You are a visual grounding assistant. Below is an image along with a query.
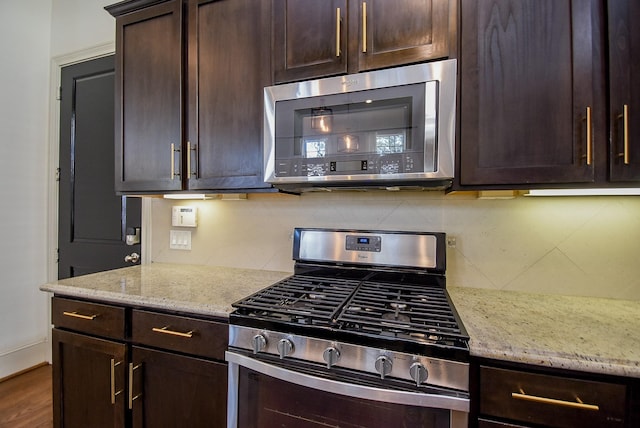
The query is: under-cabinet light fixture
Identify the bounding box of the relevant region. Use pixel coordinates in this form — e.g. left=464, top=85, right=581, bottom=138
left=526, top=188, right=640, bottom=196
left=162, top=193, right=248, bottom=200
left=163, top=193, right=211, bottom=200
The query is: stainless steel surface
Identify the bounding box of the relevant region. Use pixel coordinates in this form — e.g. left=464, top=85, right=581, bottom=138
left=263, top=59, right=457, bottom=187
left=297, top=229, right=438, bottom=269
left=229, top=325, right=469, bottom=392
left=323, top=346, right=341, bottom=368
left=124, top=252, right=140, bottom=263
left=410, top=361, right=429, bottom=386
left=277, top=338, right=294, bottom=359
left=226, top=351, right=470, bottom=413
left=375, top=355, right=393, bottom=379
left=251, top=334, right=266, bottom=354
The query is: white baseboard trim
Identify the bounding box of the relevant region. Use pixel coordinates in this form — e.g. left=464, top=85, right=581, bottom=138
left=0, top=340, right=49, bottom=379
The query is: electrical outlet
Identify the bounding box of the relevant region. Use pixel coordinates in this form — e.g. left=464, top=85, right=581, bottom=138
left=170, top=230, right=192, bottom=250
left=446, top=236, right=456, bottom=248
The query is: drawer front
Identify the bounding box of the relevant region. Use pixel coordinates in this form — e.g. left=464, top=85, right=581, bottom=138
left=131, top=310, right=228, bottom=360
left=480, top=366, right=626, bottom=428
left=52, top=296, right=126, bottom=340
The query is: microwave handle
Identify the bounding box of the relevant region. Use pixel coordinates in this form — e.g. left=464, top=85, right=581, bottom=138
left=226, top=350, right=469, bottom=424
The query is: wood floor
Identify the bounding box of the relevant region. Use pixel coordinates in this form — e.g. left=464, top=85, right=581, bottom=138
left=0, top=364, right=53, bottom=428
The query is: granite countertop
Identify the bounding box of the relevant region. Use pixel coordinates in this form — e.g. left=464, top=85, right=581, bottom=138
left=41, top=263, right=640, bottom=379
left=40, top=263, right=291, bottom=318
left=448, top=286, right=640, bottom=379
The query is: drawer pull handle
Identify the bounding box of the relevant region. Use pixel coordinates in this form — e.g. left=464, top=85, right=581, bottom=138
left=512, top=389, right=599, bottom=411
left=152, top=326, right=194, bottom=338
left=128, top=363, right=142, bottom=410
left=63, top=311, right=98, bottom=320
left=110, top=359, right=123, bottom=404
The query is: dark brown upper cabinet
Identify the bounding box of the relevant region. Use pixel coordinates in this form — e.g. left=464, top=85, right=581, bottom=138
left=272, top=0, right=455, bottom=84
left=608, top=0, right=640, bottom=182
left=108, top=0, right=272, bottom=194
left=111, top=1, right=184, bottom=193
left=458, top=0, right=606, bottom=188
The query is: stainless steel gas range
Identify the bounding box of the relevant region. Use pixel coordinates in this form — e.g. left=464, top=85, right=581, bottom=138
left=226, top=228, right=470, bottom=428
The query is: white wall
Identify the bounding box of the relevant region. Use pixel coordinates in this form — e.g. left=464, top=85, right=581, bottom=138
left=0, top=0, right=116, bottom=378
left=0, top=0, right=53, bottom=378
left=151, top=192, right=640, bottom=301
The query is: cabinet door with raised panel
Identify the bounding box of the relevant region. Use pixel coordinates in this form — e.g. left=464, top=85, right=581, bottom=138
left=130, top=346, right=227, bottom=428
left=187, top=0, right=272, bottom=190
left=349, top=0, right=452, bottom=72
left=52, top=329, right=127, bottom=428
left=608, top=0, right=640, bottom=182
left=273, top=0, right=348, bottom=84
left=459, top=0, right=604, bottom=187
left=114, top=0, right=183, bottom=193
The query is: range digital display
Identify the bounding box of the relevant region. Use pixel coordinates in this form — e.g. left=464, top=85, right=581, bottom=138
left=357, top=237, right=370, bottom=244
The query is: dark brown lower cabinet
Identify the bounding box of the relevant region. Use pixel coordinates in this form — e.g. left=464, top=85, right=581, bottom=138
left=52, top=328, right=127, bottom=428
left=130, top=347, right=227, bottom=428
left=478, top=365, right=628, bottom=428
left=51, top=296, right=229, bottom=428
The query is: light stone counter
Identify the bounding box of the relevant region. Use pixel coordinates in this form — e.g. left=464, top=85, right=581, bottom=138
left=41, top=265, right=640, bottom=379
left=448, top=286, right=640, bottom=378
left=40, top=263, right=291, bottom=318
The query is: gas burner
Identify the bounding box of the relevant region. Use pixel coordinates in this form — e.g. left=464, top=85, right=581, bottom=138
left=381, top=312, right=411, bottom=324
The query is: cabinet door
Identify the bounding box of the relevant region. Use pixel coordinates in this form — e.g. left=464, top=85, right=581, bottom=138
left=114, top=0, right=183, bottom=193
left=52, top=329, right=127, bottom=428
left=273, top=0, right=348, bottom=83
left=608, top=0, right=640, bottom=181
left=349, top=0, right=452, bottom=72
left=130, top=346, right=227, bottom=428
left=187, top=0, right=272, bottom=190
left=459, top=0, right=604, bottom=186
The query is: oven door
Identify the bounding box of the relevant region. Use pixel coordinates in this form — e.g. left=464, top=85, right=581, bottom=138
left=226, top=351, right=469, bottom=428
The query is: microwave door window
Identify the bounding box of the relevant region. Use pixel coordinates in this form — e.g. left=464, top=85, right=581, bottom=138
left=273, top=82, right=432, bottom=178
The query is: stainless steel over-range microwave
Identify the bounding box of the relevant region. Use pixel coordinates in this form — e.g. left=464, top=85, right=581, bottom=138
left=263, top=59, right=457, bottom=191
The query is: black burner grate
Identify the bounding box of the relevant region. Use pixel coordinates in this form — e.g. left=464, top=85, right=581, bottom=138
left=233, top=273, right=468, bottom=353
left=336, top=281, right=468, bottom=350
left=232, top=275, right=358, bottom=326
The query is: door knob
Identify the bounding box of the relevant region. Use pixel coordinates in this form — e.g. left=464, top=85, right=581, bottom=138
left=124, top=252, right=140, bottom=263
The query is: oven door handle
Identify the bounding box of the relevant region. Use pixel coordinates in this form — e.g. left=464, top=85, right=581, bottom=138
left=225, top=351, right=469, bottom=412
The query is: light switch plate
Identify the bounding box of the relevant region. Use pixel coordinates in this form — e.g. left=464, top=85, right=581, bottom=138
left=169, top=230, right=192, bottom=250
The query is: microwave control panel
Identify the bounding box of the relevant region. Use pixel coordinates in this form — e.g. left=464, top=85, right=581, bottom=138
left=275, top=152, right=425, bottom=178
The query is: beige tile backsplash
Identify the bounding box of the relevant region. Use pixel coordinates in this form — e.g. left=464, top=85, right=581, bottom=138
left=150, top=192, right=640, bottom=300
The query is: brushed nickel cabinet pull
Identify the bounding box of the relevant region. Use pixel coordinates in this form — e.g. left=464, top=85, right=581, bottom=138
left=187, top=141, right=192, bottom=178
left=110, top=359, right=123, bottom=404
left=152, top=326, right=194, bottom=338
left=623, top=104, right=630, bottom=165
left=336, top=8, right=341, bottom=57
left=62, top=311, right=97, bottom=320
left=586, top=107, right=593, bottom=166
left=512, top=388, right=599, bottom=411
left=362, top=2, right=367, bottom=53
left=170, top=143, right=181, bottom=179
left=128, top=363, right=142, bottom=410
left=187, top=142, right=198, bottom=177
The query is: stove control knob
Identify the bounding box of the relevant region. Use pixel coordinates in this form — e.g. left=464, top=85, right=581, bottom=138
left=374, top=355, right=393, bottom=380
left=277, top=338, right=294, bottom=359
left=409, top=362, right=429, bottom=386
left=323, top=346, right=341, bottom=369
left=251, top=334, right=267, bottom=354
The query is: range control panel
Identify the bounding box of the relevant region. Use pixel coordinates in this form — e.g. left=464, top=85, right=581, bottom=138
left=346, top=235, right=382, bottom=252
